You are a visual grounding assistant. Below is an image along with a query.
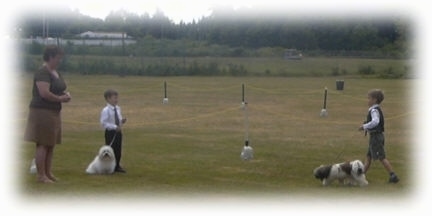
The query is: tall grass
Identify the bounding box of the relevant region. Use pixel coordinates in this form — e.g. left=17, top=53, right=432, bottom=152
left=22, top=55, right=413, bottom=78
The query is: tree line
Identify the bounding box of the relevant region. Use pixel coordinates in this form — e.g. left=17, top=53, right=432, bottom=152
left=17, top=6, right=410, bottom=58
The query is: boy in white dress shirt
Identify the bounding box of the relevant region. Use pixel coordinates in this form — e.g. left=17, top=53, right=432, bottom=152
left=101, top=89, right=127, bottom=173
left=358, top=89, right=399, bottom=183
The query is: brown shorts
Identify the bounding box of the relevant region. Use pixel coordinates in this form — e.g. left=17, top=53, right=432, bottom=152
left=24, top=108, right=62, bottom=146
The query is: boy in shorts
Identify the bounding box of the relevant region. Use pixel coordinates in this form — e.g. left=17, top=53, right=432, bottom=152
left=358, top=89, right=399, bottom=183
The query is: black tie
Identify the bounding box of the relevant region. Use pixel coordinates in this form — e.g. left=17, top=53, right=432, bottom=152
left=114, top=107, right=120, bottom=126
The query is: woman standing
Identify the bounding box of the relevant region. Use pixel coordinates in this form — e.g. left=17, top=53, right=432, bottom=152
left=24, top=45, right=71, bottom=183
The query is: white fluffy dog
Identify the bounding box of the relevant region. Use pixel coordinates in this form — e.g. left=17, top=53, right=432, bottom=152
left=313, top=160, right=368, bottom=186
left=86, top=145, right=116, bottom=174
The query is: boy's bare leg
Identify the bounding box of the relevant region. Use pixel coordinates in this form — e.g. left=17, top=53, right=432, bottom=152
left=381, top=158, right=399, bottom=183
left=380, top=158, right=394, bottom=173
left=364, top=156, right=372, bottom=173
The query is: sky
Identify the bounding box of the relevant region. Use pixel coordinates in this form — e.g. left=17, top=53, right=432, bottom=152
left=11, top=0, right=256, bottom=24
left=2, top=0, right=432, bottom=215
left=63, top=0, right=399, bottom=23
left=5, top=0, right=427, bottom=24
left=66, top=0, right=223, bottom=23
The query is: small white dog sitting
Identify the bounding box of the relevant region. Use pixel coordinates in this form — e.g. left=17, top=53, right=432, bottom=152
left=86, top=145, right=116, bottom=174
left=313, top=159, right=368, bottom=186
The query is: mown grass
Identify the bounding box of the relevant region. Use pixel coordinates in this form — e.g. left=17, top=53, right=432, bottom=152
left=15, top=73, right=415, bottom=201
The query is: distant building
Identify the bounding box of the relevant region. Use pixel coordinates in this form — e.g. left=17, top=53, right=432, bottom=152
left=21, top=34, right=136, bottom=46
left=77, top=31, right=132, bottom=39
left=284, top=49, right=303, bottom=60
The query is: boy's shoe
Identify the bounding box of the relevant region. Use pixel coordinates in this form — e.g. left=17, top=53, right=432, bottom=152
left=115, top=166, right=126, bottom=173
left=389, top=174, right=399, bottom=183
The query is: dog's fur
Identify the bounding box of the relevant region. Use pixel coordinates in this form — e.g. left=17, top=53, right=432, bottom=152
left=313, top=160, right=368, bottom=186
left=86, top=145, right=116, bottom=174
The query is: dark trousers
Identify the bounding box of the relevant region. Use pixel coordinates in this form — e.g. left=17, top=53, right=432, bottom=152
left=105, top=130, right=122, bottom=168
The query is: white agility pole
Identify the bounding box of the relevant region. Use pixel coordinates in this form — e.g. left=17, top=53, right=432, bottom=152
left=241, top=83, right=253, bottom=160
left=320, top=87, right=328, bottom=117
left=163, top=81, right=169, bottom=104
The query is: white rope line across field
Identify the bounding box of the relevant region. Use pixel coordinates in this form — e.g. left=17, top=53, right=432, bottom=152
left=167, top=82, right=239, bottom=92
left=62, top=105, right=240, bottom=126
left=38, top=82, right=410, bottom=126
left=61, top=105, right=412, bottom=126
left=27, top=110, right=411, bottom=128
left=253, top=105, right=413, bottom=125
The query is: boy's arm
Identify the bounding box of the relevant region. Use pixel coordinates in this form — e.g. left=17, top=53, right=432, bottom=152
left=118, top=106, right=126, bottom=124
left=361, top=109, right=380, bottom=130
left=100, top=108, right=118, bottom=130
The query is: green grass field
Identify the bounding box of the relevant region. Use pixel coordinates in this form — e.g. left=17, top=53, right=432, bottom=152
left=16, top=73, right=415, bottom=200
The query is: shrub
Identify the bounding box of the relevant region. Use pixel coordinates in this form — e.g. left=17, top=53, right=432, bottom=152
left=377, top=66, right=405, bottom=79
left=358, top=65, right=375, bottom=75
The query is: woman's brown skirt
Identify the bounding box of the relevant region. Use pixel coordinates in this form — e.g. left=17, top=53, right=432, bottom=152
left=24, top=108, right=62, bottom=146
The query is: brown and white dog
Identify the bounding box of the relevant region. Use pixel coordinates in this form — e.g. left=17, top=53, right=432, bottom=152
left=313, top=160, right=368, bottom=186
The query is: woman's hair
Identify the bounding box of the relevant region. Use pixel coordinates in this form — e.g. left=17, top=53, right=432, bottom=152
left=104, top=89, right=118, bottom=100
left=368, top=89, right=384, bottom=104
left=43, top=45, right=64, bottom=62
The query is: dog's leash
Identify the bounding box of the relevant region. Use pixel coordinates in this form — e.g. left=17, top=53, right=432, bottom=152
left=108, top=132, right=117, bottom=147
left=334, top=130, right=362, bottom=162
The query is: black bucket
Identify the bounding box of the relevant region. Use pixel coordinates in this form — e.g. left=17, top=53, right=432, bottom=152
left=336, top=80, right=344, bottom=91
